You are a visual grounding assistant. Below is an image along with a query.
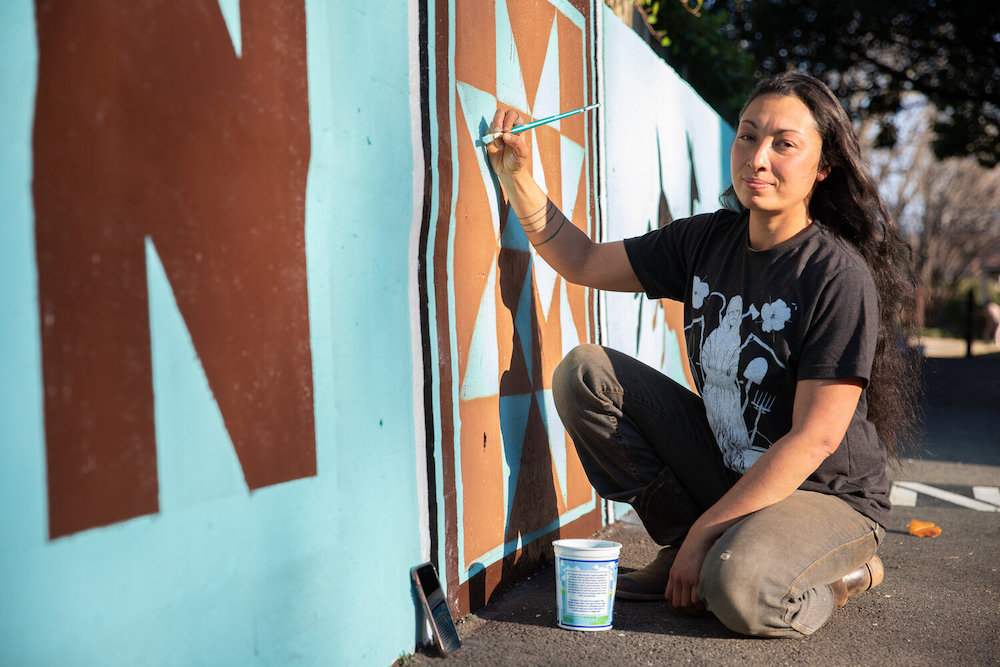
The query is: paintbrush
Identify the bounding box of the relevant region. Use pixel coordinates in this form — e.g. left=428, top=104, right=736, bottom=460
left=479, top=103, right=600, bottom=145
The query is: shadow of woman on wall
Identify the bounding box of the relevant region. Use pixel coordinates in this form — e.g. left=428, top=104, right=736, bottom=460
left=496, top=211, right=560, bottom=604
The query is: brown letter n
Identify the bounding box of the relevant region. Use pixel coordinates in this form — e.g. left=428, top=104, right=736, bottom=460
left=33, top=0, right=316, bottom=539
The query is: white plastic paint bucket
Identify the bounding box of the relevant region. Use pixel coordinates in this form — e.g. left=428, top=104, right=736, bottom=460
left=552, top=539, right=622, bottom=631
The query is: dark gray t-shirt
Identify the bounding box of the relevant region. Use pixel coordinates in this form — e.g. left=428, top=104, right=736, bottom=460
left=624, top=208, right=889, bottom=526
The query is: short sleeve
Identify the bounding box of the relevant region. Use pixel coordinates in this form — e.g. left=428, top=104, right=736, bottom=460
left=622, top=211, right=721, bottom=301
left=797, top=266, right=879, bottom=386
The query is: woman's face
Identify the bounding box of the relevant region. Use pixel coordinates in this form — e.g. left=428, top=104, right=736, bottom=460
left=730, top=93, right=829, bottom=222
left=725, top=295, right=743, bottom=327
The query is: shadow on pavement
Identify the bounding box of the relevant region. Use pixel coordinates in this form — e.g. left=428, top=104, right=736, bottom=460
left=917, top=353, right=1000, bottom=467
left=401, top=347, right=1000, bottom=665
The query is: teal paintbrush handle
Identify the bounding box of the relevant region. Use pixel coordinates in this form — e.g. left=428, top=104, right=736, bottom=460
left=479, top=103, right=599, bottom=145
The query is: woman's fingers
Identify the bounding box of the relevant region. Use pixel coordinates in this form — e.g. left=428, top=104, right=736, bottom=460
left=689, top=585, right=703, bottom=612
left=488, top=108, right=522, bottom=144
left=489, top=109, right=505, bottom=142
left=486, top=108, right=531, bottom=177
left=498, top=108, right=521, bottom=135
left=666, top=573, right=681, bottom=608
left=666, top=568, right=702, bottom=613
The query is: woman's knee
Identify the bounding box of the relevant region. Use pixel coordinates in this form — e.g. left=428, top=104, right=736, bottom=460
left=699, top=542, right=772, bottom=636
left=699, top=537, right=808, bottom=638
left=552, top=344, right=609, bottom=407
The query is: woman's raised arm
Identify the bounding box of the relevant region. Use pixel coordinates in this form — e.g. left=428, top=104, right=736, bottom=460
left=486, top=108, right=641, bottom=292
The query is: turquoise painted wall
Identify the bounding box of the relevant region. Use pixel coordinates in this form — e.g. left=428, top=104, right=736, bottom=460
left=0, top=2, right=734, bottom=664
left=1, top=2, right=424, bottom=665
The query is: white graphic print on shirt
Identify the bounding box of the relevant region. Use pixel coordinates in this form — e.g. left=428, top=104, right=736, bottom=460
left=686, top=276, right=793, bottom=473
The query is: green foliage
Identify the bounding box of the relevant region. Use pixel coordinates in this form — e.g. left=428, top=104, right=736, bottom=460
left=635, top=0, right=1000, bottom=166
left=636, top=0, right=755, bottom=124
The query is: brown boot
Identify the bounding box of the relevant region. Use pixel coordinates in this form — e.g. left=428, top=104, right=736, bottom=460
left=616, top=546, right=678, bottom=601
left=831, top=555, right=884, bottom=607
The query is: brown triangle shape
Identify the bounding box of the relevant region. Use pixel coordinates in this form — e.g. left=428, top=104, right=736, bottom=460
left=508, top=2, right=556, bottom=110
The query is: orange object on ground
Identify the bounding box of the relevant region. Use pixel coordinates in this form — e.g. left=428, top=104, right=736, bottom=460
left=908, top=519, right=942, bottom=537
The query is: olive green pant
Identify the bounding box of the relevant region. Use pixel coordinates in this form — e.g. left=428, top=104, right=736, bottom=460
left=552, top=344, right=884, bottom=637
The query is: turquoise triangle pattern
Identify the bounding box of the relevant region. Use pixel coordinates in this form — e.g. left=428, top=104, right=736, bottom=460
left=531, top=18, right=561, bottom=120
left=500, top=206, right=531, bottom=252
left=559, top=134, right=585, bottom=223
left=514, top=257, right=535, bottom=383
left=216, top=0, right=242, bottom=58
left=456, top=81, right=503, bottom=239
left=146, top=237, right=248, bottom=510
left=537, top=389, right=567, bottom=505
left=495, top=0, right=530, bottom=113
left=460, top=261, right=500, bottom=400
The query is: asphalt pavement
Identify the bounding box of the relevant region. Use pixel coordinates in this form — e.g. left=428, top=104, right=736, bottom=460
left=403, top=347, right=1000, bottom=666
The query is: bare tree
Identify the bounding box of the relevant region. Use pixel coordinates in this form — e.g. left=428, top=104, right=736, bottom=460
left=863, top=97, right=1000, bottom=329
left=863, top=98, right=937, bottom=237
left=917, top=157, right=1000, bottom=318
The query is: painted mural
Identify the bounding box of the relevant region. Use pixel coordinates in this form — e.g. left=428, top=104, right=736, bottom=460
left=601, top=11, right=734, bottom=397
left=429, top=0, right=602, bottom=613
left=33, top=0, right=315, bottom=539
left=4, top=2, right=425, bottom=665
left=0, top=1, right=735, bottom=663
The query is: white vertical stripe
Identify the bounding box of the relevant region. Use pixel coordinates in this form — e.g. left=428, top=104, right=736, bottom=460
left=595, top=0, right=608, bottom=347
left=408, top=0, right=430, bottom=562
left=595, top=1, right=611, bottom=526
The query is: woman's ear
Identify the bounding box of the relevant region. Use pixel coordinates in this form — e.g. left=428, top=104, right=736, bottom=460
left=816, top=164, right=832, bottom=182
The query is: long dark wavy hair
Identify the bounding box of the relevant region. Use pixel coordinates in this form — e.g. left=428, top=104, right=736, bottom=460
left=721, top=71, right=923, bottom=461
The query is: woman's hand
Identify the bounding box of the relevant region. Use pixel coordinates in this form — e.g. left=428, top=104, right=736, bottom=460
left=480, top=107, right=641, bottom=293
left=665, top=526, right=713, bottom=614
left=486, top=108, right=531, bottom=180
left=662, top=379, right=866, bottom=614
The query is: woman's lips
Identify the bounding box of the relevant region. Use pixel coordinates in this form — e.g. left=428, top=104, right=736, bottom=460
left=742, top=178, right=772, bottom=191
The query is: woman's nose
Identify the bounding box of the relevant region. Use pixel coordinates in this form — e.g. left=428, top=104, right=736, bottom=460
left=749, top=142, right=770, bottom=170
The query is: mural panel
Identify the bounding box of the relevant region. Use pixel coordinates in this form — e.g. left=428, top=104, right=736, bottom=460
left=601, top=7, right=735, bottom=401
left=431, top=0, right=601, bottom=611
left=5, top=1, right=742, bottom=661
left=33, top=0, right=315, bottom=538
left=6, top=2, right=427, bottom=663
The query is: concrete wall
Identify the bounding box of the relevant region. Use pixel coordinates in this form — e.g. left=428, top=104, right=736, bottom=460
left=0, top=1, right=730, bottom=664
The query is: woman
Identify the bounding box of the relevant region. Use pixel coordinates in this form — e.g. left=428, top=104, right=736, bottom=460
left=486, top=72, right=921, bottom=637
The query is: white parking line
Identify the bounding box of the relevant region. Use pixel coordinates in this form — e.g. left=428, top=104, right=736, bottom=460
left=892, top=481, right=1000, bottom=512
left=888, top=484, right=918, bottom=507
left=972, top=486, right=1000, bottom=507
